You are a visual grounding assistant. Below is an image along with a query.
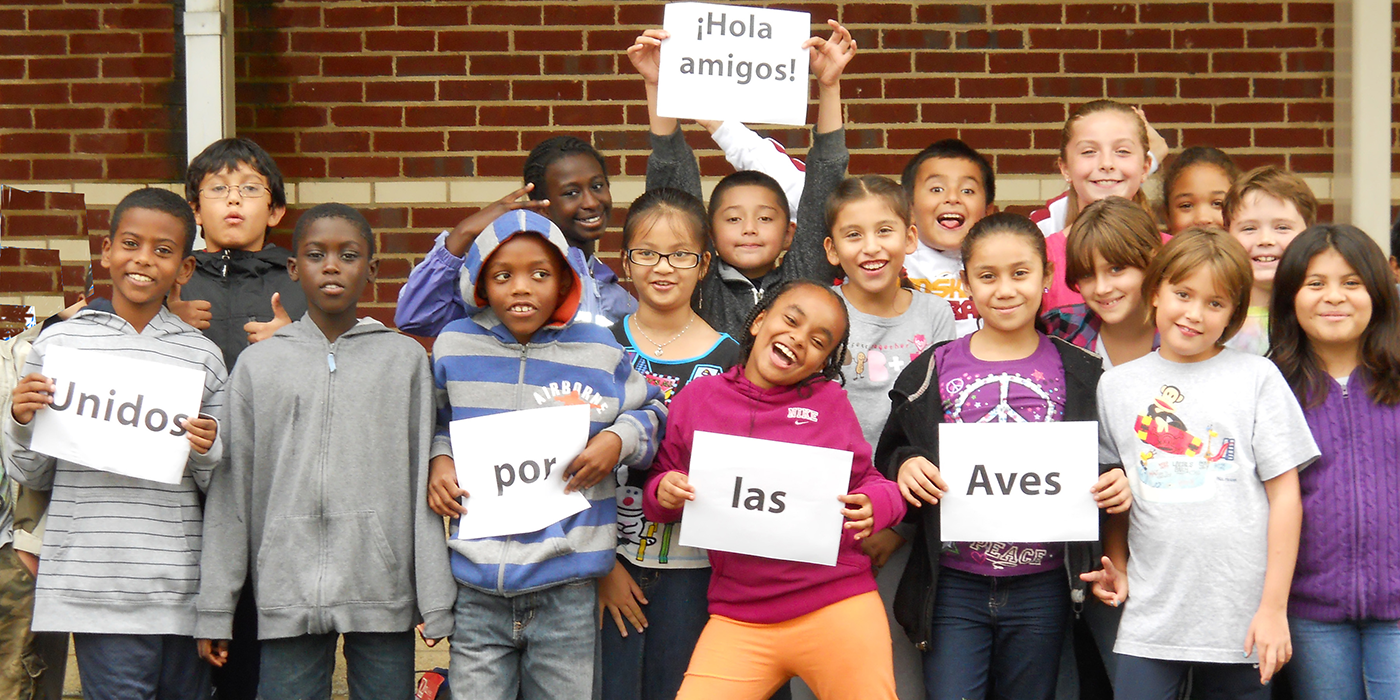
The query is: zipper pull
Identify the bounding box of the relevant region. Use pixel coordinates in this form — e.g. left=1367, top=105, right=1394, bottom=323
left=221, top=249, right=230, bottom=278
left=328, top=352, right=336, bottom=373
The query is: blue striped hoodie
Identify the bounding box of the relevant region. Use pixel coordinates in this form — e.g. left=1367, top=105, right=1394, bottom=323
left=432, top=210, right=666, bottom=595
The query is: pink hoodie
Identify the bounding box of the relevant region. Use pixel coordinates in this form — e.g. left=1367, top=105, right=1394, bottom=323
left=644, top=366, right=905, bottom=624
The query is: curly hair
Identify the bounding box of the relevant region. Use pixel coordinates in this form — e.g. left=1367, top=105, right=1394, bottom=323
left=736, top=279, right=851, bottom=388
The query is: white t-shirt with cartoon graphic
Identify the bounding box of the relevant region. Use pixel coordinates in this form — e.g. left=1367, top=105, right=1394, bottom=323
left=1096, top=349, right=1318, bottom=664
left=835, top=287, right=956, bottom=449
left=904, top=242, right=978, bottom=338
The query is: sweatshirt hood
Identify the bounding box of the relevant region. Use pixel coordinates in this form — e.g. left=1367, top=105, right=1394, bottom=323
left=272, top=314, right=394, bottom=344
left=459, top=210, right=582, bottom=327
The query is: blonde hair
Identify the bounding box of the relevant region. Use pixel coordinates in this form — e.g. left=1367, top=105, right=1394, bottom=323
left=1142, top=226, right=1253, bottom=346
left=1064, top=196, right=1163, bottom=291
left=1222, top=165, right=1318, bottom=229
left=1058, top=100, right=1155, bottom=229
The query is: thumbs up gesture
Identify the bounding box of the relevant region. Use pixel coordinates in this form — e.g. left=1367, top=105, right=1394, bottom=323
left=244, top=292, right=292, bottom=343
left=168, top=282, right=212, bottom=330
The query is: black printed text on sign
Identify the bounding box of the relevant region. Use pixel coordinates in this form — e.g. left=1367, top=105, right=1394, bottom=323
left=31, top=345, right=204, bottom=484
left=678, top=431, right=851, bottom=566
left=657, top=2, right=811, bottom=126
left=449, top=404, right=591, bottom=540
left=938, top=422, right=1100, bottom=542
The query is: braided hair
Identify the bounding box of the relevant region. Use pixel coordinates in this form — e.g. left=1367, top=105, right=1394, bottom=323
left=736, top=279, right=851, bottom=388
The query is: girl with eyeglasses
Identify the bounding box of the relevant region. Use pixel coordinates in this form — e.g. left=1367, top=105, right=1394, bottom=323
left=600, top=187, right=741, bottom=700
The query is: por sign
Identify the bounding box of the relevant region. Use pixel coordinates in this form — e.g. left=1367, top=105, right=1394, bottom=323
left=449, top=404, right=592, bottom=540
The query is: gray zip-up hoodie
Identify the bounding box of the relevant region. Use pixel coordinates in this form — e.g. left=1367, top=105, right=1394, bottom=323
left=196, top=315, right=456, bottom=641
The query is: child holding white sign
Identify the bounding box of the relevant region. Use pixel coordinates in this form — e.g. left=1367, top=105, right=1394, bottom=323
left=822, top=174, right=955, bottom=700
left=600, top=187, right=742, bottom=700
left=629, top=20, right=853, bottom=339
left=645, top=279, right=906, bottom=700
left=876, top=213, right=1132, bottom=700
left=195, top=204, right=457, bottom=699
left=1090, top=228, right=1318, bottom=699
left=424, top=209, right=665, bottom=700
left=4, top=187, right=227, bottom=698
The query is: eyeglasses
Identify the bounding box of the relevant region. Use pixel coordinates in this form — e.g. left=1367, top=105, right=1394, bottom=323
left=626, top=249, right=701, bottom=269
left=200, top=184, right=270, bottom=200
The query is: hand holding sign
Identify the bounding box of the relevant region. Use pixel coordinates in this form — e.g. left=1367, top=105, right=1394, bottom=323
left=805, top=20, right=856, bottom=89
left=838, top=492, right=873, bottom=540
left=182, top=414, right=218, bottom=455
left=427, top=454, right=469, bottom=517
left=564, top=430, right=622, bottom=494
left=896, top=455, right=949, bottom=507
left=1091, top=469, right=1133, bottom=513
left=10, top=373, right=54, bottom=425
left=448, top=404, right=593, bottom=540
left=678, top=431, right=851, bottom=566
left=656, top=471, right=695, bottom=510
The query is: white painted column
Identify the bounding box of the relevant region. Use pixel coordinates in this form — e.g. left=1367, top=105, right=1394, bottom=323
left=184, top=0, right=234, bottom=164
left=1333, top=0, right=1393, bottom=252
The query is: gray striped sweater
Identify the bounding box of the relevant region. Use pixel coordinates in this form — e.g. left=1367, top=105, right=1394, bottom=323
left=3, top=307, right=226, bottom=635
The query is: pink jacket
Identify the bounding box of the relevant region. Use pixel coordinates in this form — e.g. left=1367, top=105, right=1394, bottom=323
left=644, top=366, right=905, bottom=623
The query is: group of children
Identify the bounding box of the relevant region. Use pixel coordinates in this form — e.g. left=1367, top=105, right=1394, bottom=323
left=1, top=15, right=1398, bottom=700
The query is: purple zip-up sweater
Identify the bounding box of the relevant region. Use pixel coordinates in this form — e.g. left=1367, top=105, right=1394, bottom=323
left=1290, top=369, right=1400, bottom=622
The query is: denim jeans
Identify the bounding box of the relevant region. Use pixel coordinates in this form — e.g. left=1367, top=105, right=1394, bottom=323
left=1115, top=654, right=1270, bottom=700
left=600, top=558, right=710, bottom=700
left=450, top=579, right=597, bottom=700
left=1288, top=616, right=1400, bottom=700
left=923, top=567, right=1070, bottom=700
left=71, top=633, right=210, bottom=700
left=258, top=631, right=414, bottom=700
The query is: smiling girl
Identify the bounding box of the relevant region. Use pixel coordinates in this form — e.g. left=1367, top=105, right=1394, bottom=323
left=1041, top=101, right=1159, bottom=312
left=1267, top=224, right=1400, bottom=700
left=1091, top=227, right=1319, bottom=699
left=643, top=279, right=905, bottom=700
left=877, top=213, right=1130, bottom=700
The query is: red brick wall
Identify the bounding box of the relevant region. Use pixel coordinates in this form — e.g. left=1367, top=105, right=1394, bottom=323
left=0, top=0, right=184, bottom=182
left=0, top=1, right=1392, bottom=183
left=229, top=0, right=1345, bottom=181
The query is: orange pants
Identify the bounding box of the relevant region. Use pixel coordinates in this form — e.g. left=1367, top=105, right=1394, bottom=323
left=677, top=591, right=897, bottom=700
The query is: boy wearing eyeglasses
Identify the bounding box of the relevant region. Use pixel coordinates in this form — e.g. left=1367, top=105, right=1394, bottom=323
left=171, top=137, right=307, bottom=700
left=174, top=138, right=308, bottom=371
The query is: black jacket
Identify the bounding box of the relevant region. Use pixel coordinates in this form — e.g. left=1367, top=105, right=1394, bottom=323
left=873, top=335, right=1108, bottom=650
left=179, top=245, right=307, bottom=368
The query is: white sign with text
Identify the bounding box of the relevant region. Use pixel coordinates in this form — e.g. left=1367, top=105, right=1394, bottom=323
left=657, top=2, right=812, bottom=125
left=30, top=345, right=204, bottom=484
left=678, top=431, right=851, bottom=566
left=450, top=404, right=592, bottom=540
left=938, top=421, right=1100, bottom=542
